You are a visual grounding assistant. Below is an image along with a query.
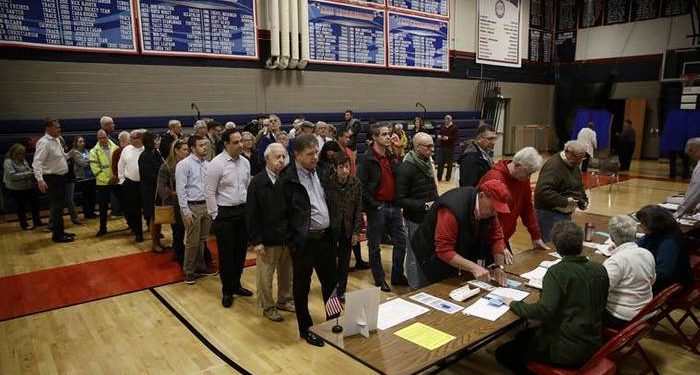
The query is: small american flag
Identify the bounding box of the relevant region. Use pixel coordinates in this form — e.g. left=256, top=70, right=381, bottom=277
left=325, top=287, right=344, bottom=319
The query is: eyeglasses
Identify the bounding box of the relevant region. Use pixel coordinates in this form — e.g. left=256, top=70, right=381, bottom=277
left=419, top=144, right=435, bottom=149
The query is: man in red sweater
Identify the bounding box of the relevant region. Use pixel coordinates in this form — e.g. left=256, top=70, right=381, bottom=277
left=411, top=180, right=511, bottom=286
left=479, top=147, right=550, bottom=263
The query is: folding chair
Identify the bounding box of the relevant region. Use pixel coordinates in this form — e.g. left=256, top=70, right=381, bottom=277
left=590, top=156, right=620, bottom=193
left=526, top=321, right=651, bottom=375
left=665, top=281, right=700, bottom=354
left=602, top=283, right=684, bottom=375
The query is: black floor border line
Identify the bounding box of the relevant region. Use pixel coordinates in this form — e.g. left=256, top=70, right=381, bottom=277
left=149, top=288, right=254, bottom=375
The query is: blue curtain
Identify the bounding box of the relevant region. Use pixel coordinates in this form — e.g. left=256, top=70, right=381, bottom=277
left=570, top=109, right=612, bottom=149
left=660, top=110, right=698, bottom=153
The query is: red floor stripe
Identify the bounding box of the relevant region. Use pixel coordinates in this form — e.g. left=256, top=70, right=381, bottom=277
left=0, top=238, right=255, bottom=322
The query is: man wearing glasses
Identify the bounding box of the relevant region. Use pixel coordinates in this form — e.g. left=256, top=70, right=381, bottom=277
left=534, top=140, right=589, bottom=242
left=395, top=133, right=439, bottom=288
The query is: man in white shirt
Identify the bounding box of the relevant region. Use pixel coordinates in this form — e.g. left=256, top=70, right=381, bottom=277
left=33, top=119, right=77, bottom=243
left=675, top=137, right=700, bottom=218
left=118, top=129, right=146, bottom=242
left=205, top=129, right=253, bottom=307
left=603, top=215, right=656, bottom=329
left=576, top=122, right=597, bottom=172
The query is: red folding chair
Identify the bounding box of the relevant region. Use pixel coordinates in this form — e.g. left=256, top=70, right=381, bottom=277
left=665, top=281, right=700, bottom=354
left=526, top=321, right=651, bottom=375
left=602, top=283, right=684, bottom=374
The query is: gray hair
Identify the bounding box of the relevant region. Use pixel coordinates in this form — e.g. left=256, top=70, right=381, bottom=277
left=608, top=215, right=638, bottom=245
left=168, top=119, right=181, bottom=129
left=100, top=116, right=113, bottom=127
left=686, top=137, right=700, bottom=154
left=512, top=147, right=543, bottom=174
left=264, top=142, right=286, bottom=159
left=564, top=140, right=586, bottom=154
left=118, top=131, right=130, bottom=141
left=269, top=114, right=280, bottom=123
left=193, top=120, right=207, bottom=130
left=130, top=129, right=146, bottom=137
left=444, top=114, right=453, bottom=122
left=96, top=129, right=107, bottom=137
left=241, top=131, right=254, bottom=140
left=316, top=121, right=329, bottom=129
left=224, top=121, right=236, bottom=130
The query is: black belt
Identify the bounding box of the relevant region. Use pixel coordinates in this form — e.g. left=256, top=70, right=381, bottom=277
left=188, top=200, right=206, bottom=205
left=307, top=228, right=329, bottom=240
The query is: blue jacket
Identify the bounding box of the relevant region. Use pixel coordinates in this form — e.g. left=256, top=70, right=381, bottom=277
left=637, top=230, right=693, bottom=293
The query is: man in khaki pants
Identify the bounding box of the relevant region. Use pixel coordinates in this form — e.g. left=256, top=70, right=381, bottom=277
left=176, top=136, right=217, bottom=285
left=246, top=143, right=294, bottom=321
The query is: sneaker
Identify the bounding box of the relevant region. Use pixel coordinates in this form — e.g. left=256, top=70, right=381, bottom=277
left=276, top=300, right=296, bottom=312
left=184, top=274, right=198, bottom=285
left=263, top=307, right=284, bottom=322
left=195, top=267, right=219, bottom=277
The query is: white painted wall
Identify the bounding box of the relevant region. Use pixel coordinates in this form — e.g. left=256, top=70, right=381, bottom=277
left=576, top=15, right=693, bottom=60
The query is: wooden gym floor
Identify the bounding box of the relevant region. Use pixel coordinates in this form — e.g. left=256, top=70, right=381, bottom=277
left=1, top=157, right=699, bottom=374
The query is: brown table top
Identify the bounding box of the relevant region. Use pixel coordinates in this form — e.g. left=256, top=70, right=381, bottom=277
left=310, top=277, right=540, bottom=375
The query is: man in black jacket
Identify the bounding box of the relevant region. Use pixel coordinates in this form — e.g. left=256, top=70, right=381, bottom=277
left=160, top=119, right=183, bottom=158
left=357, top=123, right=407, bottom=292
left=280, top=134, right=336, bottom=347
left=342, top=110, right=362, bottom=154
left=458, top=124, right=496, bottom=187
left=247, top=143, right=294, bottom=322
left=395, top=132, right=439, bottom=289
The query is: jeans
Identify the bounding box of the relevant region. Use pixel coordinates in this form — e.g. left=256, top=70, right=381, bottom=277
left=536, top=209, right=571, bottom=242
left=405, top=219, right=429, bottom=289
left=366, top=205, right=407, bottom=284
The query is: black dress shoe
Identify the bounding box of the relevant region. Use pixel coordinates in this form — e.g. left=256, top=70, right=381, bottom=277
left=64, top=232, right=76, bottom=238
left=96, top=229, right=107, bottom=237
left=302, top=332, right=325, bottom=347
left=234, top=287, right=253, bottom=297
left=376, top=281, right=391, bottom=292
left=52, top=235, right=74, bottom=243
left=135, top=234, right=144, bottom=243
left=391, top=275, right=409, bottom=286
left=221, top=294, right=233, bottom=308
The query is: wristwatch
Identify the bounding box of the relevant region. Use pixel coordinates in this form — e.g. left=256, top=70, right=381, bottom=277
left=488, top=264, right=505, bottom=270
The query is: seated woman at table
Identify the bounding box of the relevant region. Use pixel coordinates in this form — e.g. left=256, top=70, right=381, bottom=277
left=495, top=221, right=609, bottom=374
left=603, top=215, right=656, bottom=329
left=636, top=205, right=693, bottom=294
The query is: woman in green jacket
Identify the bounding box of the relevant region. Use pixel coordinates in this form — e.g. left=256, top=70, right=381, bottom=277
left=496, top=221, right=609, bottom=374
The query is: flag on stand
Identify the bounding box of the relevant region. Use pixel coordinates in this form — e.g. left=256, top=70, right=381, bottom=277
left=325, top=287, right=344, bottom=319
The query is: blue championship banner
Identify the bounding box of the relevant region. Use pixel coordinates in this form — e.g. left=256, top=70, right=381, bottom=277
left=0, top=0, right=137, bottom=53
left=387, top=11, right=448, bottom=72
left=138, top=0, right=257, bottom=59
left=308, top=0, right=386, bottom=67
left=389, top=0, right=449, bottom=18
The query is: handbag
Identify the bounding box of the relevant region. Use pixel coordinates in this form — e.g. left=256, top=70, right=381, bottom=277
left=154, top=204, right=175, bottom=225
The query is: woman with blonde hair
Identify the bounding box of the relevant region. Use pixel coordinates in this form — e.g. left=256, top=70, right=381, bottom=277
left=3, top=143, right=42, bottom=229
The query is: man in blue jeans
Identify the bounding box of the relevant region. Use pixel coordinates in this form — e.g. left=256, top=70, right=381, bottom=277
left=534, top=140, right=589, bottom=241
left=358, top=123, right=407, bottom=292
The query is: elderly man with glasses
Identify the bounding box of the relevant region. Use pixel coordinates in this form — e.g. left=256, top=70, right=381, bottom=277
left=534, top=140, right=589, bottom=242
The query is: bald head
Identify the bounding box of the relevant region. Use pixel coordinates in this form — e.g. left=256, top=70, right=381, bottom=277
left=413, top=132, right=432, bottom=147
left=412, top=132, right=434, bottom=159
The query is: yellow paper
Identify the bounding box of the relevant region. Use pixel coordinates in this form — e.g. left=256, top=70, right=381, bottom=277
left=393, top=322, right=455, bottom=350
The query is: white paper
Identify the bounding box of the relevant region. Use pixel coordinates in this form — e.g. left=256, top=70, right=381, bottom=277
left=377, top=298, right=429, bottom=330
left=409, top=292, right=463, bottom=314
left=548, top=252, right=562, bottom=259
left=462, top=298, right=510, bottom=321
left=540, top=259, right=561, bottom=269
left=521, top=266, right=547, bottom=281
left=595, top=243, right=614, bottom=257
left=488, top=287, right=530, bottom=302
left=658, top=202, right=679, bottom=211
left=527, top=278, right=543, bottom=289
left=582, top=241, right=598, bottom=249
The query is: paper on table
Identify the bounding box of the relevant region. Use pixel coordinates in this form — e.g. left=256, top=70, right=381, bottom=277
left=393, top=322, right=456, bottom=350
left=658, top=202, right=679, bottom=211
left=540, top=259, right=561, bottom=269
left=462, top=298, right=510, bottom=321
left=521, top=266, right=547, bottom=281
left=409, top=292, right=463, bottom=314
left=488, top=287, right=530, bottom=301
left=377, top=298, right=430, bottom=330
left=548, top=252, right=562, bottom=259
left=582, top=241, right=598, bottom=249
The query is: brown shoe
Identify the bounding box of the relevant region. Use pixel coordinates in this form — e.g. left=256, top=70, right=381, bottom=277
left=276, top=300, right=296, bottom=312
left=263, top=307, right=283, bottom=322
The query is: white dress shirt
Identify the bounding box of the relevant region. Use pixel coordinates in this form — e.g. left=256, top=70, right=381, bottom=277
left=296, top=162, right=330, bottom=230
left=577, top=127, right=597, bottom=157
left=117, top=145, right=144, bottom=183
left=603, top=242, right=656, bottom=321
left=175, top=154, right=209, bottom=216
left=204, top=151, right=250, bottom=220
left=32, top=133, right=70, bottom=182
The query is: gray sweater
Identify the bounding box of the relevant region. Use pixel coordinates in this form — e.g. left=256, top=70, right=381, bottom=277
left=3, top=158, right=35, bottom=191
